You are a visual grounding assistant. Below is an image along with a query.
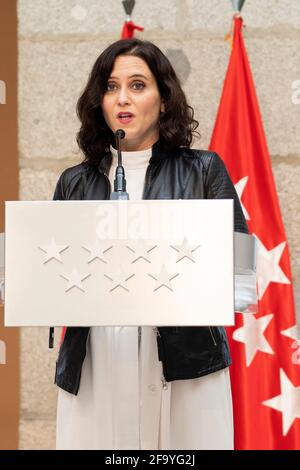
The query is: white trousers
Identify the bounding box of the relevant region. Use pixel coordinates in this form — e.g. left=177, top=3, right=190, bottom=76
left=56, top=326, right=234, bottom=450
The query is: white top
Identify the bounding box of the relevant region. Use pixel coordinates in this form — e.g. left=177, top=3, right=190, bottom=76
left=56, top=143, right=233, bottom=450
left=109, top=144, right=152, bottom=200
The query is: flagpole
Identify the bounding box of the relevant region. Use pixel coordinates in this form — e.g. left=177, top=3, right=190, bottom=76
left=225, top=0, right=246, bottom=47
left=121, top=0, right=144, bottom=39
left=230, top=0, right=246, bottom=13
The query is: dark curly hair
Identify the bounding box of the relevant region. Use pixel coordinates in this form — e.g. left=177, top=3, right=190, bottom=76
left=76, top=38, right=200, bottom=166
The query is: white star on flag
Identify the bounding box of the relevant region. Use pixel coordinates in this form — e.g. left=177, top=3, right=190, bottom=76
left=104, top=267, right=135, bottom=292
left=82, top=240, right=112, bottom=263
left=60, top=268, right=91, bottom=292
left=148, top=265, right=179, bottom=292
left=232, top=313, right=274, bottom=366
left=38, top=238, right=69, bottom=263
left=281, top=325, right=299, bottom=341
left=234, top=176, right=250, bottom=221
left=254, top=234, right=291, bottom=300
left=170, top=236, right=201, bottom=263
left=262, top=369, right=300, bottom=436
left=126, top=238, right=157, bottom=263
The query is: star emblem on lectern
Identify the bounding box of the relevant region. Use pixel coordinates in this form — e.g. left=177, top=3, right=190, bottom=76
left=38, top=238, right=69, bottom=263
left=126, top=238, right=157, bottom=263
left=60, top=268, right=91, bottom=292
left=104, top=268, right=135, bottom=292
left=82, top=240, right=112, bottom=263
left=148, top=265, right=179, bottom=292
left=170, top=236, right=201, bottom=263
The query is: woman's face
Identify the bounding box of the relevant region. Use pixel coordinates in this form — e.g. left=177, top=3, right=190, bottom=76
left=101, top=55, right=165, bottom=151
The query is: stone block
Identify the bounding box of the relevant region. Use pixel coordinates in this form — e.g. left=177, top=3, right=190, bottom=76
left=20, top=168, right=62, bottom=201
left=273, top=160, right=300, bottom=323
left=19, top=418, right=56, bottom=450
left=18, top=0, right=177, bottom=36
left=185, top=0, right=300, bottom=32
left=19, top=40, right=109, bottom=160
left=20, top=327, right=60, bottom=418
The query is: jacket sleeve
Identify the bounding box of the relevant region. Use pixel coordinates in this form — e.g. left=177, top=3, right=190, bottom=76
left=205, top=152, right=248, bottom=234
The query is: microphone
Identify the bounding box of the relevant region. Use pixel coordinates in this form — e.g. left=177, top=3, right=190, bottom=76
left=110, top=129, right=129, bottom=200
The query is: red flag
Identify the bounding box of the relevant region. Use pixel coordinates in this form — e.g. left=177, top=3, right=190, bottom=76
left=121, top=20, right=144, bottom=39
left=209, top=16, right=300, bottom=449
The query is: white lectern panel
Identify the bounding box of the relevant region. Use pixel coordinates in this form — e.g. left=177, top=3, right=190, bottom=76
left=5, top=200, right=234, bottom=326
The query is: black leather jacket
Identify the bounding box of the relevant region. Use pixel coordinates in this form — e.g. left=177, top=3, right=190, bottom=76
left=53, top=140, right=248, bottom=395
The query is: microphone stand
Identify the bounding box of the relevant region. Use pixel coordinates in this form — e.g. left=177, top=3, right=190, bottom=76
left=110, top=129, right=129, bottom=201
left=109, top=130, right=142, bottom=448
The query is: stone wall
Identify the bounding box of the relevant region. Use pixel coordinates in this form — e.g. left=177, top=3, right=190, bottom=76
left=17, top=0, right=300, bottom=449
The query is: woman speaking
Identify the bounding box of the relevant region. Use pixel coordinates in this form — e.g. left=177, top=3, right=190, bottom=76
left=53, top=38, right=248, bottom=450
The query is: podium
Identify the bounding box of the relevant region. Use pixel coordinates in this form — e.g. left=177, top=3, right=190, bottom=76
left=2, top=199, right=257, bottom=327
left=1, top=199, right=257, bottom=450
